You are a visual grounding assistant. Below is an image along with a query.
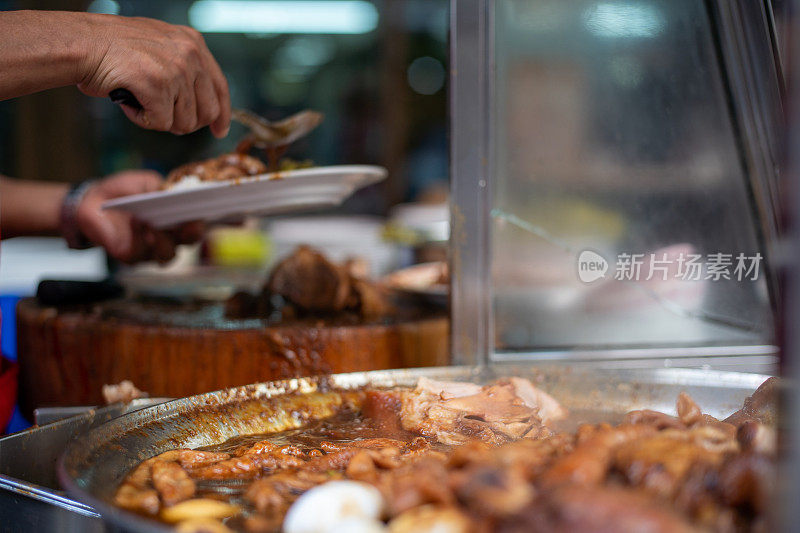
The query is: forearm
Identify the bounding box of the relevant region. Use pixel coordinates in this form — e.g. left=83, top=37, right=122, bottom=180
left=0, top=177, right=69, bottom=238
left=0, top=10, right=99, bottom=100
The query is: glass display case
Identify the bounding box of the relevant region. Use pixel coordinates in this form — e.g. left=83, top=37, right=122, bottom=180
left=450, top=0, right=784, bottom=365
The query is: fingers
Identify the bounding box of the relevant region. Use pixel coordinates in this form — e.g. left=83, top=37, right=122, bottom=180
left=144, top=227, right=177, bottom=264
left=163, top=26, right=229, bottom=136
left=193, top=32, right=231, bottom=138
left=104, top=220, right=177, bottom=265
left=81, top=207, right=132, bottom=261
left=192, top=74, right=219, bottom=133
left=99, top=169, right=163, bottom=197
left=119, top=102, right=152, bottom=130
left=173, top=221, right=205, bottom=245
left=78, top=172, right=205, bottom=264
left=130, top=40, right=228, bottom=136
left=135, top=170, right=165, bottom=193
left=170, top=77, right=198, bottom=135
left=123, top=219, right=150, bottom=264
left=208, top=61, right=231, bottom=138
left=122, top=80, right=175, bottom=133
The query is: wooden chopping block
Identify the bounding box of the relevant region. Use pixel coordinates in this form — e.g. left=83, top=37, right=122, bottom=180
left=15, top=298, right=449, bottom=416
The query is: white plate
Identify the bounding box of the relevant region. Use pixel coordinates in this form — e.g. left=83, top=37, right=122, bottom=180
left=102, top=165, right=387, bottom=228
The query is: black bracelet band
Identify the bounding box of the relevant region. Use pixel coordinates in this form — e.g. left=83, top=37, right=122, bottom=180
left=59, top=179, right=97, bottom=250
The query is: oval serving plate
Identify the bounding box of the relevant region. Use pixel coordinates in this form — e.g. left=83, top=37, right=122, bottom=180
left=103, top=165, right=387, bottom=229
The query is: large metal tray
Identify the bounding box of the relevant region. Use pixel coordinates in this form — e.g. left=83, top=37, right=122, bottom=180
left=57, top=363, right=769, bottom=533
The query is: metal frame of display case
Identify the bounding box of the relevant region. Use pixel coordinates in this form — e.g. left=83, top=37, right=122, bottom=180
left=450, top=0, right=494, bottom=366
left=449, top=0, right=783, bottom=368
left=710, top=0, right=784, bottom=308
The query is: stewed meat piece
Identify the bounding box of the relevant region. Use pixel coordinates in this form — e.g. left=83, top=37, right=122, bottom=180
left=192, top=452, right=305, bottom=480
left=266, top=246, right=391, bottom=318
left=400, top=377, right=566, bottom=445
left=267, top=245, right=352, bottom=312
left=152, top=461, right=195, bottom=506
left=502, top=485, right=698, bottom=533
left=165, top=152, right=267, bottom=187
left=541, top=424, right=657, bottom=486
left=725, top=377, right=778, bottom=427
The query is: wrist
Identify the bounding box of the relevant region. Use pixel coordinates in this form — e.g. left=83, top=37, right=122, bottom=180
left=60, top=179, right=97, bottom=249
left=22, top=11, right=96, bottom=88
left=68, top=13, right=110, bottom=87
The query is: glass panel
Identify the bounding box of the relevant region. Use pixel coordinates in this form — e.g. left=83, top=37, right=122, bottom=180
left=491, top=0, right=774, bottom=353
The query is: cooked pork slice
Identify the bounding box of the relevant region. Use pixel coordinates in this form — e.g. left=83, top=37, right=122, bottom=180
left=415, top=377, right=482, bottom=399
left=400, top=378, right=565, bottom=445
left=124, top=450, right=183, bottom=488
left=114, top=483, right=161, bottom=515
left=613, top=433, right=726, bottom=498
left=165, top=153, right=267, bottom=187
left=624, top=409, right=684, bottom=429
left=178, top=450, right=231, bottom=468
left=344, top=256, right=371, bottom=279
left=246, top=470, right=332, bottom=514
left=725, top=377, right=778, bottom=427
left=718, top=452, right=774, bottom=514
left=350, top=278, right=391, bottom=319
left=241, top=246, right=391, bottom=320
left=267, top=245, right=351, bottom=312
left=320, top=438, right=408, bottom=451
left=674, top=393, right=737, bottom=440
left=443, top=382, right=535, bottom=421
left=510, top=485, right=699, bottom=533
left=737, top=420, right=776, bottom=455
left=304, top=449, right=361, bottom=472
left=373, top=457, right=455, bottom=516
left=450, top=462, right=536, bottom=516
left=102, top=380, right=146, bottom=404
left=361, top=390, right=406, bottom=437
left=192, top=453, right=305, bottom=480
left=676, top=392, right=703, bottom=426
left=541, top=424, right=656, bottom=486
left=508, top=377, right=567, bottom=424
left=152, top=461, right=195, bottom=506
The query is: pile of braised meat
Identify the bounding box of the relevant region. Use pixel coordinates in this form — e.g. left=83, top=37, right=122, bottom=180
left=225, top=246, right=391, bottom=321
left=114, top=376, right=776, bottom=533
left=165, top=153, right=268, bottom=189
left=164, top=153, right=315, bottom=190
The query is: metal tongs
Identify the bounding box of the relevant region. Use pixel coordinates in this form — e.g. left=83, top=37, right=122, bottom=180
left=232, top=108, right=324, bottom=154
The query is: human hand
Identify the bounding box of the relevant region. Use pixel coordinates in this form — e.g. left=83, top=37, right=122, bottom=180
left=76, top=170, right=204, bottom=264
left=76, top=15, right=230, bottom=137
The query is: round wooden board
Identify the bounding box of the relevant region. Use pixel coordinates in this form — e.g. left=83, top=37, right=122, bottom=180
left=16, top=298, right=449, bottom=415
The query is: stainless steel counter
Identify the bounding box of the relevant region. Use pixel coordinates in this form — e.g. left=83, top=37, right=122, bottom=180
left=0, top=399, right=168, bottom=532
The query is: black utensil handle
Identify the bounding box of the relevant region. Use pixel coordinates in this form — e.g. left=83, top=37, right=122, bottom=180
left=37, top=279, right=124, bottom=306
left=109, top=88, right=143, bottom=111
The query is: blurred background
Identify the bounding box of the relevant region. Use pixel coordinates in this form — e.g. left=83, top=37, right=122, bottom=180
left=0, top=0, right=448, bottom=204
left=0, top=0, right=450, bottom=283
left=0, top=0, right=450, bottom=431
